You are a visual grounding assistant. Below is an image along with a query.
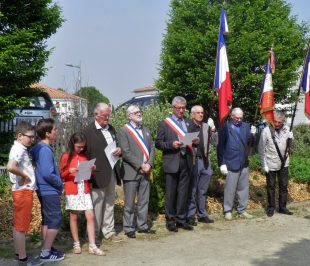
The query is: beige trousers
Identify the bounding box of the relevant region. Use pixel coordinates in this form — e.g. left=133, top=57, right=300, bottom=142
left=91, top=172, right=116, bottom=239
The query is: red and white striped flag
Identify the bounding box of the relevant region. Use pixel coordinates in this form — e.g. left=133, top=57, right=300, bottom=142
left=259, top=49, right=275, bottom=125
left=214, top=9, right=232, bottom=127
left=301, top=47, right=310, bottom=118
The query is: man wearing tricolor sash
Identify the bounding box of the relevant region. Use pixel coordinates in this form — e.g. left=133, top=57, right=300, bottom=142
left=155, top=96, right=196, bottom=232
left=117, top=105, right=155, bottom=238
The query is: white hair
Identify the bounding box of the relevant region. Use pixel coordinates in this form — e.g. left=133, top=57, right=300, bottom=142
left=274, top=110, right=286, bottom=120
left=94, top=103, right=109, bottom=114
left=191, top=105, right=203, bottom=113
left=126, top=105, right=140, bottom=117
left=231, top=107, right=243, bottom=116
left=172, top=96, right=186, bottom=106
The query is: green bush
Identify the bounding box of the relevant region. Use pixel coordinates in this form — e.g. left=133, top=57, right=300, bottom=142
left=0, top=132, right=14, bottom=165
left=291, top=124, right=310, bottom=157
left=149, top=149, right=165, bottom=213
left=289, top=155, right=310, bottom=183
left=0, top=172, right=11, bottom=199
left=110, top=102, right=172, bottom=139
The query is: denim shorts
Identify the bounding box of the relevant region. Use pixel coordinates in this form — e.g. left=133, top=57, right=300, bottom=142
left=38, top=195, right=62, bottom=229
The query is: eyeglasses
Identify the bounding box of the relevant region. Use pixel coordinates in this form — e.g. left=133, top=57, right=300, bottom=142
left=173, top=106, right=186, bottom=111
left=23, top=134, right=36, bottom=139
left=130, top=111, right=141, bottom=115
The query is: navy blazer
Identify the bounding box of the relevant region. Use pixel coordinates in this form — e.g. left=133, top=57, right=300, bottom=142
left=217, top=120, right=251, bottom=172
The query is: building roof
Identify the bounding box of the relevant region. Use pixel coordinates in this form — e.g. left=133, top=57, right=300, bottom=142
left=133, top=86, right=156, bottom=94
left=32, top=83, right=86, bottom=101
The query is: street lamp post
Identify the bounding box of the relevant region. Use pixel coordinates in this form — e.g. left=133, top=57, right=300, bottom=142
left=65, top=62, right=82, bottom=116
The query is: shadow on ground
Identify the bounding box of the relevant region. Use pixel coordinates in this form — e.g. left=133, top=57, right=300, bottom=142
left=251, top=238, right=310, bottom=266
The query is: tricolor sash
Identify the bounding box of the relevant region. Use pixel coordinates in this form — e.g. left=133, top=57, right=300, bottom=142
left=164, top=116, right=186, bottom=138
left=124, top=123, right=149, bottom=161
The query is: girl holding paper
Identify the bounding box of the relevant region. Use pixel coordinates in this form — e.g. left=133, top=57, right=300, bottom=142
left=60, top=132, right=104, bottom=256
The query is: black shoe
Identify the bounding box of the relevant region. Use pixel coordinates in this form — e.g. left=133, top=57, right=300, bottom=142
left=187, top=218, right=197, bottom=226
left=137, top=228, right=156, bottom=234
left=279, top=209, right=293, bottom=215
left=267, top=209, right=274, bottom=217
left=198, top=216, right=214, bottom=224
left=176, top=222, right=194, bottom=231
left=125, top=231, right=136, bottom=238
left=166, top=224, right=178, bottom=232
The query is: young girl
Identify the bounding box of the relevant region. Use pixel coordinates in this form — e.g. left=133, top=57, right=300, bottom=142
left=60, top=132, right=104, bottom=256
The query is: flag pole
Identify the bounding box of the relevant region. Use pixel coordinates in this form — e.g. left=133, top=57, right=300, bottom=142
left=205, top=90, right=215, bottom=162
left=282, top=40, right=310, bottom=165
left=288, top=40, right=310, bottom=131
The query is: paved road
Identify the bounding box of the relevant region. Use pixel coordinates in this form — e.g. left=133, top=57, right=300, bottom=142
left=2, top=203, right=310, bottom=266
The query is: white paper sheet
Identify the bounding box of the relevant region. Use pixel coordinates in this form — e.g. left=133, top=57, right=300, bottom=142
left=104, top=141, right=120, bottom=169
left=179, top=131, right=200, bottom=146
left=74, top=158, right=96, bottom=182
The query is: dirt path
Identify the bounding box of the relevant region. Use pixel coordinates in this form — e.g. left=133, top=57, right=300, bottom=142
left=2, top=202, right=310, bottom=266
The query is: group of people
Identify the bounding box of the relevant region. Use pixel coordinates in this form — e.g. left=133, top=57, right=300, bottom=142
left=7, top=96, right=294, bottom=265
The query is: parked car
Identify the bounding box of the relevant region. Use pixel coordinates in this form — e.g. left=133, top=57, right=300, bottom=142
left=0, top=91, right=57, bottom=132
left=116, top=94, right=159, bottom=111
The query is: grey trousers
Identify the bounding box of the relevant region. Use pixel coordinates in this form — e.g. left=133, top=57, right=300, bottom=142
left=224, top=167, right=249, bottom=214
left=123, top=175, right=150, bottom=233
left=91, top=172, right=116, bottom=239
left=187, top=158, right=212, bottom=219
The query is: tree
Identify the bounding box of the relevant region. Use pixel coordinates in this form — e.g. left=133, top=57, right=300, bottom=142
left=0, top=0, right=63, bottom=120
left=76, top=86, right=110, bottom=115
left=156, top=0, right=309, bottom=122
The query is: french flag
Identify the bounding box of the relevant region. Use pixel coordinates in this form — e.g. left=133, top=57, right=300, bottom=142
left=259, top=50, right=275, bottom=125
left=301, top=47, right=310, bottom=118
left=214, top=9, right=232, bottom=127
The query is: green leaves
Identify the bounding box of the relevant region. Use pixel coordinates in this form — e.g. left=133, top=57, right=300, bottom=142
left=157, top=0, right=309, bottom=122
left=0, top=0, right=64, bottom=120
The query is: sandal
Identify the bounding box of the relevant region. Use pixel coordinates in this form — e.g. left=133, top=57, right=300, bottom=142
left=89, top=244, right=106, bottom=256
left=73, top=242, right=82, bottom=254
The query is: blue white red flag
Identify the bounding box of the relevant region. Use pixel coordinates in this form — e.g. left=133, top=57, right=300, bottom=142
left=214, top=9, right=232, bottom=127
left=300, top=47, right=310, bottom=118
left=259, top=50, right=275, bottom=125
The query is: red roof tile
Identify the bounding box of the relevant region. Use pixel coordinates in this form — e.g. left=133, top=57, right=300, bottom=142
left=32, top=83, right=86, bottom=100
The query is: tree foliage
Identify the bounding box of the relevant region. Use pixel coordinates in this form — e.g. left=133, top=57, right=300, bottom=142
left=0, top=0, right=63, bottom=120
left=156, top=0, right=309, bottom=122
left=76, top=86, right=110, bottom=115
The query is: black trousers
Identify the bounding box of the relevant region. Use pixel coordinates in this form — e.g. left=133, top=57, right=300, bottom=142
left=266, top=167, right=288, bottom=211
left=165, top=157, right=191, bottom=226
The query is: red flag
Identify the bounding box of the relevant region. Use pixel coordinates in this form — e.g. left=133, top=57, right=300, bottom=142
left=259, top=50, right=275, bottom=125
left=214, top=9, right=232, bottom=127
left=301, top=47, right=310, bottom=118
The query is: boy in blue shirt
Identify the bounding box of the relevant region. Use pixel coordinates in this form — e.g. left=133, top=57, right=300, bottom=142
left=30, top=118, right=65, bottom=262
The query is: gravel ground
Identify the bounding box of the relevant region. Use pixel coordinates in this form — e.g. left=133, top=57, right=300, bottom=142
left=1, top=202, right=310, bottom=266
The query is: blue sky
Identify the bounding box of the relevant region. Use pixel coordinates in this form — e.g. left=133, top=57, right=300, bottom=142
left=41, top=0, right=309, bottom=105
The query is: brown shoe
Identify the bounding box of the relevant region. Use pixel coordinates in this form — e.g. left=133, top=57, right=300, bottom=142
left=107, top=234, right=123, bottom=243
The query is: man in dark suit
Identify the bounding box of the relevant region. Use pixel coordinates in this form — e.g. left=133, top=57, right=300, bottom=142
left=217, top=107, right=256, bottom=220
left=84, top=103, right=123, bottom=242
left=117, top=105, right=155, bottom=238
left=187, top=105, right=218, bottom=226
left=155, top=96, right=196, bottom=232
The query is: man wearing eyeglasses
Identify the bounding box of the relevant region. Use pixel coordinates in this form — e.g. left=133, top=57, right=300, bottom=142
left=155, top=96, right=196, bottom=232
left=217, top=107, right=256, bottom=221
left=117, top=105, right=155, bottom=238
left=84, top=103, right=123, bottom=243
